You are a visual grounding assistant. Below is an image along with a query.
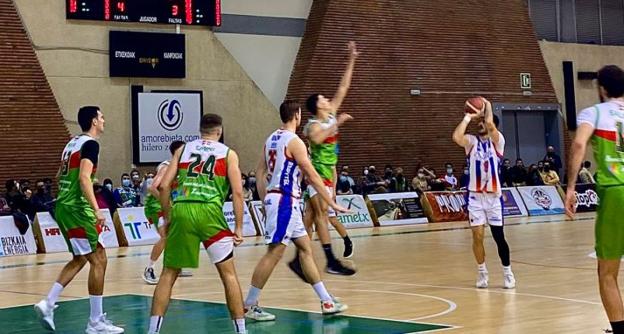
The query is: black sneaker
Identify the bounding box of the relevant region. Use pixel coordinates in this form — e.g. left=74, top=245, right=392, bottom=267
left=326, top=261, right=356, bottom=276
left=288, top=258, right=309, bottom=283
left=343, top=239, right=354, bottom=258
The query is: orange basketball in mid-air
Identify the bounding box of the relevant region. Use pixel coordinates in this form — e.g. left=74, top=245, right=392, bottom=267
left=465, top=97, right=485, bottom=114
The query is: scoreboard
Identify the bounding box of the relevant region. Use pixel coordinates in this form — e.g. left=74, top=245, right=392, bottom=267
left=66, top=0, right=221, bottom=26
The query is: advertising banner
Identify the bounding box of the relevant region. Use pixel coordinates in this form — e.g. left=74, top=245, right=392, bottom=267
left=0, top=216, right=37, bottom=257
left=516, top=186, right=565, bottom=216
left=367, top=192, right=428, bottom=226
left=423, top=191, right=468, bottom=223
left=501, top=188, right=529, bottom=217
left=223, top=202, right=259, bottom=237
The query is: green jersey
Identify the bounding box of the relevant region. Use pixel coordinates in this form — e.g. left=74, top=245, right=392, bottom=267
left=578, top=101, right=624, bottom=186
left=57, top=135, right=99, bottom=208
left=174, top=139, right=230, bottom=205
left=304, top=115, right=339, bottom=184
left=144, top=160, right=170, bottom=214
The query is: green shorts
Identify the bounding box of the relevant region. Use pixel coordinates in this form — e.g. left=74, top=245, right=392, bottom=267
left=595, top=185, right=624, bottom=259
left=55, top=203, right=100, bottom=256
left=164, top=202, right=234, bottom=269
left=144, top=207, right=165, bottom=229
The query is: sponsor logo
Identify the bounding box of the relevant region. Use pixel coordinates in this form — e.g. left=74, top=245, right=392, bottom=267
left=575, top=189, right=599, bottom=208
left=531, top=188, right=552, bottom=210
left=163, top=52, right=183, bottom=60
left=45, top=228, right=61, bottom=236
left=0, top=235, right=30, bottom=255
left=139, top=57, right=160, bottom=68
left=115, top=51, right=135, bottom=59
left=340, top=197, right=362, bottom=210
left=435, top=194, right=466, bottom=213
left=123, top=217, right=152, bottom=240
left=158, top=99, right=183, bottom=131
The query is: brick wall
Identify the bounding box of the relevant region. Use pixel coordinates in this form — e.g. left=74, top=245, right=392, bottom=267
left=287, top=0, right=559, bottom=178
left=0, top=0, right=68, bottom=187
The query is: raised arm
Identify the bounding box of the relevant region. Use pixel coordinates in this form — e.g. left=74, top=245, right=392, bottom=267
left=227, top=150, right=244, bottom=246
left=483, top=98, right=500, bottom=143
left=329, top=41, right=359, bottom=112
left=453, top=113, right=479, bottom=148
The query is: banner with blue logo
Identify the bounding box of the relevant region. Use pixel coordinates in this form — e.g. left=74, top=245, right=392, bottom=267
left=516, top=186, right=565, bottom=216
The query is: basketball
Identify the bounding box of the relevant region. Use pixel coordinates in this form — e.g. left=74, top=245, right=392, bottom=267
left=465, top=97, right=485, bottom=114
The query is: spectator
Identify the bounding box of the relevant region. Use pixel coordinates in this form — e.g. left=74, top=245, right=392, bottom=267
left=113, top=173, right=140, bottom=208
left=383, top=165, right=394, bottom=188
left=5, top=179, right=32, bottom=216
left=543, top=146, right=563, bottom=175
left=537, top=161, right=545, bottom=173
left=364, top=166, right=387, bottom=194
left=43, top=178, right=54, bottom=196
left=427, top=168, right=446, bottom=191
left=412, top=168, right=431, bottom=194
left=31, top=179, right=55, bottom=215
left=578, top=161, right=596, bottom=184
left=540, top=162, right=560, bottom=186
left=337, top=166, right=355, bottom=194
left=140, top=172, right=155, bottom=204
left=500, top=159, right=513, bottom=187
left=101, top=178, right=117, bottom=214
left=247, top=170, right=259, bottom=200
left=526, top=164, right=545, bottom=186
left=241, top=174, right=254, bottom=201
left=130, top=169, right=143, bottom=204
left=443, top=163, right=458, bottom=190
left=0, top=196, right=10, bottom=216
left=390, top=167, right=408, bottom=193
left=459, top=165, right=470, bottom=189
left=510, top=159, right=528, bottom=186
left=94, top=183, right=110, bottom=210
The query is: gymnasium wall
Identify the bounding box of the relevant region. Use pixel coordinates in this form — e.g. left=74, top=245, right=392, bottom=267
left=287, top=0, right=558, bottom=176
left=12, top=0, right=279, bottom=181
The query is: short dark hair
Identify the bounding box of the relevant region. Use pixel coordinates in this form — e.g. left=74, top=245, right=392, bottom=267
left=78, top=106, right=100, bottom=132
left=200, top=114, right=223, bottom=134
left=584, top=161, right=592, bottom=168
left=5, top=180, right=16, bottom=191
left=169, top=140, right=185, bottom=154
left=279, top=100, right=301, bottom=123
left=121, top=173, right=130, bottom=180
left=103, top=178, right=113, bottom=186
left=493, top=115, right=500, bottom=128
left=305, top=94, right=320, bottom=115
left=516, top=158, right=523, bottom=162
left=598, top=65, right=624, bottom=98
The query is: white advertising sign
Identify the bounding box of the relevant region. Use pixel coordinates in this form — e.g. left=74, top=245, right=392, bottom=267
left=223, top=202, right=258, bottom=237
left=36, top=210, right=119, bottom=253
left=249, top=201, right=266, bottom=236
left=367, top=192, right=429, bottom=226
left=333, top=195, right=374, bottom=229
left=117, top=207, right=161, bottom=246
left=0, top=216, right=37, bottom=257
left=137, top=92, right=202, bottom=163
left=516, top=186, right=565, bottom=216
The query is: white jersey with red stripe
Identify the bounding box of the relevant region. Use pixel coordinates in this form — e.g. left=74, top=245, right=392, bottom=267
left=465, top=133, right=505, bottom=196
left=264, top=129, right=303, bottom=198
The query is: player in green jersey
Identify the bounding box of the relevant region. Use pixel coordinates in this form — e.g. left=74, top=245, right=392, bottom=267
left=35, top=106, right=124, bottom=333
left=148, top=114, right=247, bottom=334
left=566, top=65, right=624, bottom=334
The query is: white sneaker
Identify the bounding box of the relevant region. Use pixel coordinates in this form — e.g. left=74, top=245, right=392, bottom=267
left=142, top=267, right=159, bottom=285
left=245, top=305, right=276, bottom=321
left=503, top=271, right=516, bottom=289
left=179, top=270, right=193, bottom=277
left=86, top=313, right=124, bottom=334
left=476, top=270, right=489, bottom=289
left=321, top=298, right=348, bottom=315
left=34, top=299, right=57, bottom=331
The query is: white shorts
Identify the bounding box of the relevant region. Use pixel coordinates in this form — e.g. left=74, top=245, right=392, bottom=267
left=204, top=236, right=234, bottom=264
left=467, top=192, right=503, bottom=227
left=264, top=192, right=307, bottom=245
left=307, top=185, right=337, bottom=217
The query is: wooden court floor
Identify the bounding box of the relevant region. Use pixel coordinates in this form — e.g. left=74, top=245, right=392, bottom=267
left=0, top=212, right=612, bottom=333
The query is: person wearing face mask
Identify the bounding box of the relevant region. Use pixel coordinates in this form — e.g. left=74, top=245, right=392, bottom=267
left=113, top=173, right=139, bottom=208
left=411, top=169, right=430, bottom=194
left=130, top=169, right=143, bottom=205
left=390, top=167, right=407, bottom=193
left=460, top=165, right=470, bottom=189
left=443, top=163, right=458, bottom=190
left=241, top=174, right=254, bottom=201
left=100, top=178, right=117, bottom=215
left=32, top=179, right=55, bottom=215
left=540, top=162, right=560, bottom=186
left=499, top=159, right=513, bottom=187
left=543, top=146, right=563, bottom=176
left=247, top=171, right=259, bottom=200
left=510, top=159, right=528, bottom=186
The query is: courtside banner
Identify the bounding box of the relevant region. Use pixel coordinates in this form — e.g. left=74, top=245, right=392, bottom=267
left=367, top=192, right=428, bottom=226
left=516, top=186, right=565, bottom=216
left=249, top=201, right=266, bottom=236
left=423, top=191, right=468, bottom=223
left=334, top=195, right=374, bottom=229
left=571, top=183, right=599, bottom=213
left=223, top=202, right=258, bottom=237
left=0, top=216, right=37, bottom=257
left=116, top=207, right=161, bottom=246
left=502, top=188, right=528, bottom=217
left=35, top=210, right=119, bottom=253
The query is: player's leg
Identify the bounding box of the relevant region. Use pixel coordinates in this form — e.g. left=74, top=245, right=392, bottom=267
left=148, top=267, right=180, bottom=334
left=288, top=198, right=313, bottom=282
left=599, top=259, right=624, bottom=333
left=144, top=214, right=166, bottom=285
left=328, top=215, right=353, bottom=258
left=215, top=255, right=246, bottom=334
left=468, top=193, right=488, bottom=288
left=244, top=243, right=286, bottom=321
left=487, top=196, right=514, bottom=289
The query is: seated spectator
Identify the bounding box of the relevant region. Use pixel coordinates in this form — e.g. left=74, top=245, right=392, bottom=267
left=578, top=161, right=596, bottom=184
left=5, top=179, right=32, bottom=216
left=544, top=146, right=563, bottom=176
left=383, top=165, right=394, bottom=188
left=537, top=161, right=545, bottom=173
left=247, top=170, right=259, bottom=200
left=425, top=168, right=446, bottom=191
left=100, top=178, right=118, bottom=214
left=337, top=166, right=355, bottom=195
left=510, top=159, right=528, bottom=186
left=94, top=183, right=110, bottom=210
left=499, top=159, right=513, bottom=187
left=390, top=167, right=408, bottom=193
left=526, top=164, right=545, bottom=186
left=412, top=168, right=431, bottom=194
left=0, top=196, right=10, bottom=216
left=242, top=174, right=254, bottom=201
left=130, top=169, right=143, bottom=204
left=31, top=179, right=55, bottom=215
left=43, top=177, right=54, bottom=196
left=540, top=162, right=560, bottom=186
left=113, top=173, right=140, bottom=208
left=364, top=166, right=387, bottom=194
left=459, top=165, right=470, bottom=189
left=443, top=163, right=458, bottom=190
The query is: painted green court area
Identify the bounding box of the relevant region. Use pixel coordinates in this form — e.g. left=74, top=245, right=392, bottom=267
left=0, top=294, right=450, bottom=333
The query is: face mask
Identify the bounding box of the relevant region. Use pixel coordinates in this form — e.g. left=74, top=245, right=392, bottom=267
left=446, top=168, right=453, bottom=174
left=122, top=179, right=131, bottom=187
left=547, top=152, right=554, bottom=157
left=248, top=177, right=256, bottom=184
left=464, top=170, right=470, bottom=175
left=132, top=175, right=140, bottom=181
left=418, top=173, right=425, bottom=178
left=105, top=184, right=112, bottom=191
left=145, top=178, right=154, bottom=188
left=364, top=170, right=369, bottom=175
left=340, top=175, right=348, bottom=182
left=37, top=187, right=45, bottom=194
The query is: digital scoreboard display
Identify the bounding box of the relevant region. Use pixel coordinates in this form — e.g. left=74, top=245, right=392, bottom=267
left=66, top=0, right=221, bottom=26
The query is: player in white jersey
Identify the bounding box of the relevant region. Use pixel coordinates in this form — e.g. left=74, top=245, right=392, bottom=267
left=452, top=98, right=516, bottom=289
left=243, top=100, right=350, bottom=322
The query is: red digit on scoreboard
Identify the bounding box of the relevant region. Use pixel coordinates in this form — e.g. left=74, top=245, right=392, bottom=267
left=117, top=1, right=125, bottom=12
left=69, top=0, right=78, bottom=13
left=172, top=5, right=179, bottom=16
left=186, top=0, right=193, bottom=25
left=104, top=0, right=110, bottom=20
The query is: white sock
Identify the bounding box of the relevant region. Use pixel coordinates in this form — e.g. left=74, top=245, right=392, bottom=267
left=503, top=265, right=512, bottom=274
left=149, top=315, right=163, bottom=332
left=245, top=286, right=262, bottom=307
left=148, top=260, right=155, bottom=269
left=478, top=263, right=488, bottom=272
left=233, top=318, right=246, bottom=333
left=47, top=282, right=64, bottom=307
left=89, top=295, right=103, bottom=322
left=312, top=282, right=332, bottom=302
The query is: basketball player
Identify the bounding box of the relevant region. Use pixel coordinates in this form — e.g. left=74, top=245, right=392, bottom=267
left=243, top=100, right=350, bottom=321
left=142, top=140, right=185, bottom=285
left=290, top=41, right=359, bottom=277
left=452, top=98, right=516, bottom=289
left=34, top=106, right=124, bottom=333
left=565, top=65, right=624, bottom=334
left=148, top=114, right=246, bottom=334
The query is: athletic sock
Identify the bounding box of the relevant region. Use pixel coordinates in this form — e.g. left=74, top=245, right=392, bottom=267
left=233, top=318, right=246, bottom=334
left=611, top=321, right=624, bottom=334
left=89, top=295, right=103, bottom=322
left=503, top=265, right=513, bottom=274
left=245, top=286, right=262, bottom=308
left=312, top=282, right=332, bottom=302
left=478, top=263, right=487, bottom=272
left=343, top=236, right=351, bottom=245
left=148, top=259, right=155, bottom=269
left=47, top=282, right=64, bottom=307
left=149, top=315, right=163, bottom=333
left=323, top=244, right=337, bottom=265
